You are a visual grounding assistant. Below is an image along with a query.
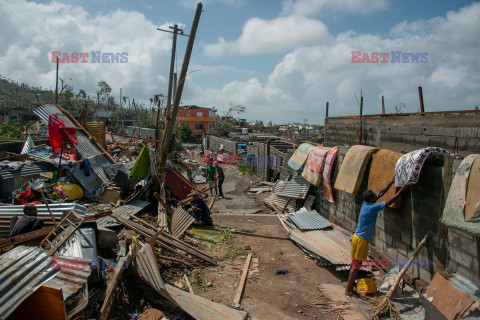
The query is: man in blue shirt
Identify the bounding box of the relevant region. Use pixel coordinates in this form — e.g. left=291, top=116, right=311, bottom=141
left=345, top=178, right=406, bottom=296
left=186, top=191, right=213, bottom=226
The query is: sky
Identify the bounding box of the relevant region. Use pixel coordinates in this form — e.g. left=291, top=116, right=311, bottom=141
left=0, top=0, right=479, bottom=124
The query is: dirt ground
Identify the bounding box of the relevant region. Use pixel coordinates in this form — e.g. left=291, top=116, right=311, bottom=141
left=175, top=164, right=350, bottom=320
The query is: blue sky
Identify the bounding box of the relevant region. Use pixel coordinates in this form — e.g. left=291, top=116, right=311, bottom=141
left=1, top=0, right=479, bottom=123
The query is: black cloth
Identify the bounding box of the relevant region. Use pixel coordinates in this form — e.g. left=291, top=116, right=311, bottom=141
left=216, top=166, right=225, bottom=178
left=9, top=216, right=44, bottom=237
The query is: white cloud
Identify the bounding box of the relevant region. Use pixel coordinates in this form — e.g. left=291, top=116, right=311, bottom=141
left=179, top=0, right=245, bottom=9
left=190, top=3, right=480, bottom=122
left=281, top=0, right=389, bottom=16
left=0, top=0, right=173, bottom=103
left=204, top=15, right=330, bottom=56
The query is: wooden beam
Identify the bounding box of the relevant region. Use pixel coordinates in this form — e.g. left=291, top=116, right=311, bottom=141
left=184, top=274, right=194, bottom=294
left=281, top=197, right=292, bottom=214
left=98, top=246, right=134, bottom=320
left=233, top=253, right=252, bottom=308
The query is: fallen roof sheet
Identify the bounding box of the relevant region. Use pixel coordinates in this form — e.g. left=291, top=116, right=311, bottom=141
left=96, top=200, right=150, bottom=229
left=45, top=256, right=92, bottom=300
left=273, top=175, right=310, bottom=199
left=34, top=104, right=112, bottom=183
left=289, top=227, right=352, bottom=267
left=134, top=243, right=170, bottom=297
left=285, top=210, right=332, bottom=230
left=0, top=246, right=59, bottom=319
left=0, top=203, right=86, bottom=234
left=263, top=194, right=296, bottom=212
left=171, top=206, right=195, bottom=238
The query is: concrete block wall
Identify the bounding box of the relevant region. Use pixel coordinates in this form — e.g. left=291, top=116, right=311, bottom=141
left=207, top=135, right=238, bottom=155
left=446, top=228, right=480, bottom=284
left=325, top=114, right=480, bottom=156
left=312, top=146, right=451, bottom=283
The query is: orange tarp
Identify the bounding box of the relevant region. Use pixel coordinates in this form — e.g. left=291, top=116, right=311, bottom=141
left=368, top=149, right=404, bottom=208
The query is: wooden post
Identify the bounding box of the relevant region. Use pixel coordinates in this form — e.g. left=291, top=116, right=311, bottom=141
left=325, top=101, right=329, bottom=118
left=359, top=95, right=363, bottom=145
left=55, top=57, right=59, bottom=104
left=418, top=86, right=425, bottom=114
left=155, top=3, right=202, bottom=193
left=381, top=95, right=385, bottom=114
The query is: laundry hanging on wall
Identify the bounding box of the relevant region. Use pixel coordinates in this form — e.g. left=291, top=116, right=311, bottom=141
left=442, top=154, right=480, bottom=235
left=368, top=149, right=404, bottom=208
left=334, top=145, right=378, bottom=195
left=322, top=147, right=338, bottom=203
left=395, top=147, right=450, bottom=187
left=301, top=146, right=330, bottom=186
left=287, top=143, right=314, bottom=172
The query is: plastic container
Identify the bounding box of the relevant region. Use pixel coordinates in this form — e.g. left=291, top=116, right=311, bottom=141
left=56, top=183, right=84, bottom=200
left=357, top=278, right=377, bottom=294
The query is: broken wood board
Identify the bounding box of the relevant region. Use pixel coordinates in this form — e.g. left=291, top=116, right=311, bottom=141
left=317, top=284, right=367, bottom=320
left=233, top=253, right=252, bottom=308
left=6, top=285, right=67, bottom=320
left=98, top=246, right=134, bottom=320
left=165, top=284, right=249, bottom=320
left=425, top=273, right=478, bottom=320
left=113, top=214, right=216, bottom=265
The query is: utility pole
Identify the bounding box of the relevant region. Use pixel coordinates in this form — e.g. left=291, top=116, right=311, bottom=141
left=381, top=95, right=385, bottom=114
left=157, top=25, right=189, bottom=109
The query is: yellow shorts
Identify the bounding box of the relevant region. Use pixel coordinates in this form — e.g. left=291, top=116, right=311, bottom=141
left=350, top=234, right=369, bottom=260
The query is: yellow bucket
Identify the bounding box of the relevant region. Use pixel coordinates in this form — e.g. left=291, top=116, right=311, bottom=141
left=357, top=278, right=377, bottom=294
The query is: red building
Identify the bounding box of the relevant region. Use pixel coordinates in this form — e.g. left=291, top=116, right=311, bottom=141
left=176, top=105, right=217, bottom=141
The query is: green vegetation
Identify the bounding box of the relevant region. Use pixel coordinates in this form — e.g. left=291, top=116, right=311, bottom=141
left=179, top=123, right=192, bottom=143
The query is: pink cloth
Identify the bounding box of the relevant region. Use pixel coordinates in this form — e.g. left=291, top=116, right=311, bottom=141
left=301, top=146, right=329, bottom=186
left=322, top=147, right=338, bottom=203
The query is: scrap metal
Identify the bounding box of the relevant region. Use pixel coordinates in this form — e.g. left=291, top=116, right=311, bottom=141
left=96, top=200, right=150, bottom=229
left=285, top=210, right=332, bottom=230
left=273, top=175, right=310, bottom=199
left=170, top=206, right=195, bottom=238
left=0, top=246, right=59, bottom=320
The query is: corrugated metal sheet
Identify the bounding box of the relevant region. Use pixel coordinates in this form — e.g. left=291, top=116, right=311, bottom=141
left=0, top=161, right=57, bottom=198
left=274, top=175, right=310, bottom=199
left=171, top=206, right=195, bottom=238
left=289, top=227, right=352, bottom=267
left=96, top=200, right=150, bottom=229
left=450, top=273, right=480, bottom=303
left=0, top=203, right=86, bottom=234
left=0, top=246, right=59, bottom=319
left=263, top=194, right=296, bottom=212
left=21, top=136, right=34, bottom=154
left=34, top=104, right=112, bottom=183
left=285, top=210, right=332, bottom=230
left=46, top=256, right=91, bottom=300
left=28, top=152, right=104, bottom=193
left=134, top=243, right=167, bottom=294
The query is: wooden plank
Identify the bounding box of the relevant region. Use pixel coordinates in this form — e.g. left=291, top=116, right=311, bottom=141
left=281, top=197, right=292, bottom=214
left=233, top=253, right=252, bottom=308
left=184, top=274, right=194, bottom=294
left=0, top=227, right=54, bottom=252
left=98, top=246, right=134, bottom=320
left=6, top=285, right=67, bottom=320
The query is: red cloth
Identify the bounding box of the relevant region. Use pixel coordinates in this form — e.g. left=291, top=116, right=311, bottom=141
left=48, top=114, right=77, bottom=154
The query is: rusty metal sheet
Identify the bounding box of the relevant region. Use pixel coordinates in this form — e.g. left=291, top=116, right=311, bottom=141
left=171, top=206, right=195, bottom=238
left=134, top=243, right=168, bottom=295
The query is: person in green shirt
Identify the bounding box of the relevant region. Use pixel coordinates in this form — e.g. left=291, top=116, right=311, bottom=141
left=205, top=159, right=217, bottom=196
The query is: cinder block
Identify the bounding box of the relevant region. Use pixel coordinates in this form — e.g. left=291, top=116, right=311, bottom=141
left=410, top=125, right=423, bottom=135
left=396, top=125, right=409, bottom=134
left=423, top=126, right=438, bottom=136
left=401, top=134, right=416, bottom=144
left=415, top=135, right=430, bottom=146
left=437, top=126, right=457, bottom=136
left=401, top=231, right=412, bottom=245
left=446, top=258, right=459, bottom=273
left=455, top=249, right=474, bottom=269
left=456, top=127, right=478, bottom=139
left=386, top=234, right=394, bottom=247
left=429, top=136, right=447, bottom=147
